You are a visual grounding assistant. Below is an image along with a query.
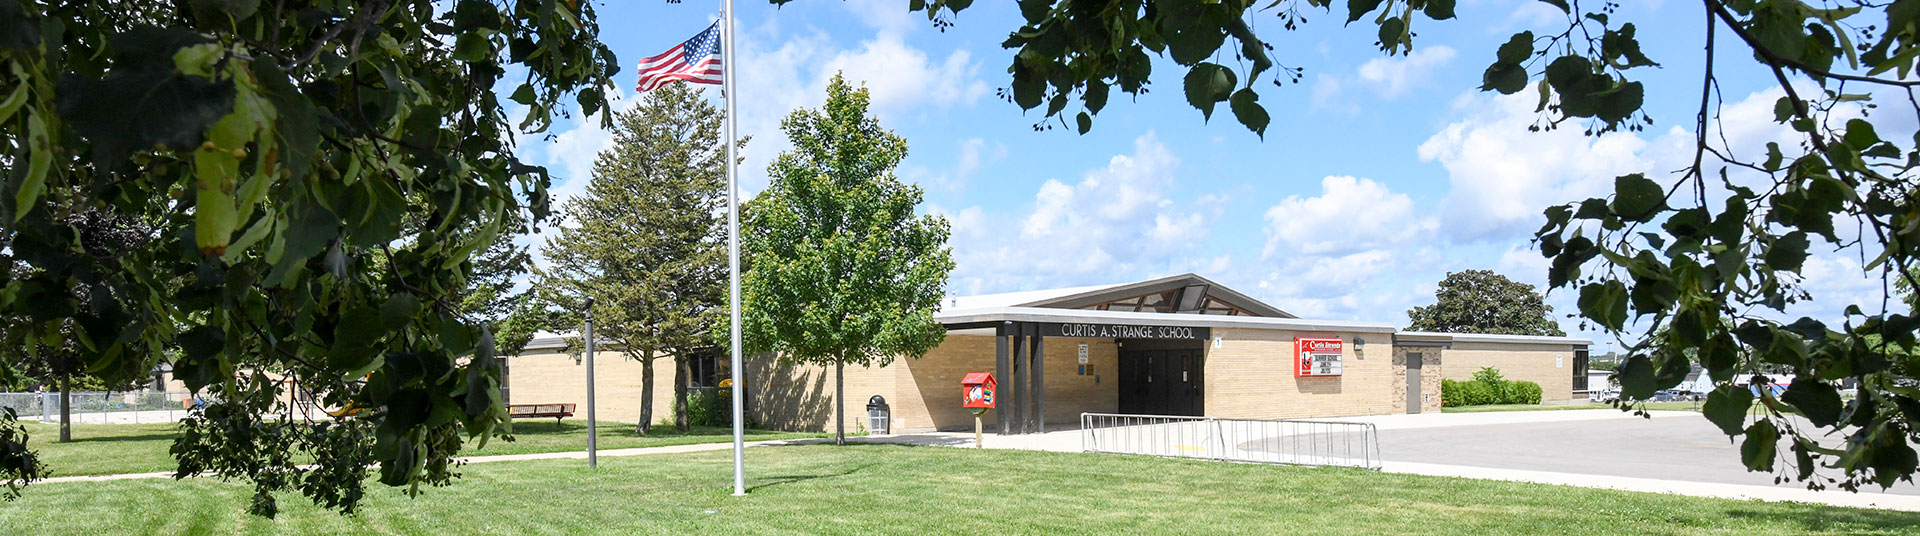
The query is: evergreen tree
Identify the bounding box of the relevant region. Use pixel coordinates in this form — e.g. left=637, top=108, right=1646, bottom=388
left=740, top=74, right=954, bottom=445
left=538, top=83, right=732, bottom=434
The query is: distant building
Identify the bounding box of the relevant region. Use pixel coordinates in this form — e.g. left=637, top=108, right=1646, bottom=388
left=506, top=273, right=1591, bottom=433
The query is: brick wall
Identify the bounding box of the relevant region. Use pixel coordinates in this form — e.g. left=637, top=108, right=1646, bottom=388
left=1204, top=328, right=1401, bottom=419
left=889, top=335, right=1118, bottom=432
left=504, top=350, right=681, bottom=426
left=1389, top=346, right=1443, bottom=414
left=1442, top=342, right=1578, bottom=402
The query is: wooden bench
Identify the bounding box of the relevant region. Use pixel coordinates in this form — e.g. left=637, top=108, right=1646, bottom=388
left=507, top=403, right=576, bottom=424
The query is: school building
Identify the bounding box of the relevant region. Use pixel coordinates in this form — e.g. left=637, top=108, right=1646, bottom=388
left=504, top=273, right=1591, bottom=434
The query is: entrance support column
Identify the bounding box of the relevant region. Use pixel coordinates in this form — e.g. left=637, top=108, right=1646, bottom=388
left=1029, top=327, right=1044, bottom=433
left=995, top=322, right=1010, bottom=436
left=1011, top=326, right=1029, bottom=434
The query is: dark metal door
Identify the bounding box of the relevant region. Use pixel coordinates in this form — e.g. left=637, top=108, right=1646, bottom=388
left=1406, top=353, right=1423, bottom=414
left=1118, top=349, right=1149, bottom=414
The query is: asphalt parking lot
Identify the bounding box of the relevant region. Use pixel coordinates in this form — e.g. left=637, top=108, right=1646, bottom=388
left=1377, top=413, right=1920, bottom=496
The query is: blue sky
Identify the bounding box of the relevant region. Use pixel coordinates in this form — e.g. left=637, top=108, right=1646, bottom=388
left=514, top=0, right=1898, bottom=353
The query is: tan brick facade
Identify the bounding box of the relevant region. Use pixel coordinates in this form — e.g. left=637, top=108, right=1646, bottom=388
left=1442, top=342, right=1579, bottom=402
left=503, top=329, right=1582, bottom=431
left=1204, top=328, right=1403, bottom=419
left=1390, top=346, right=1444, bottom=414
left=504, top=350, right=683, bottom=427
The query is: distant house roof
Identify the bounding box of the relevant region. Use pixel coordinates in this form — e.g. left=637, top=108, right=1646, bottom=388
left=943, top=273, right=1294, bottom=318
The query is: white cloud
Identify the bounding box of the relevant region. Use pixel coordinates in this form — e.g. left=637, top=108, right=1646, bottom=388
left=1262, top=175, right=1434, bottom=257
left=1355, top=45, right=1458, bottom=98
left=941, top=133, right=1228, bottom=294
left=1416, top=91, right=1656, bottom=242
left=1310, top=45, right=1456, bottom=113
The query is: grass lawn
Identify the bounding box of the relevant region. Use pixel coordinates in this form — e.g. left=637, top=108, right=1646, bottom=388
left=15, top=419, right=825, bottom=477
left=1444, top=402, right=1704, bottom=413
left=1, top=444, right=1915, bottom=535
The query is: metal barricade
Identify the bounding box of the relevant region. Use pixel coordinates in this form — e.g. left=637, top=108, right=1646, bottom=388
left=0, top=391, right=196, bottom=424
left=1080, top=412, right=1381, bottom=470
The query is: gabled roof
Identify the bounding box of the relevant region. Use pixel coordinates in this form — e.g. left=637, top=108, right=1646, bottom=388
left=943, top=273, right=1293, bottom=318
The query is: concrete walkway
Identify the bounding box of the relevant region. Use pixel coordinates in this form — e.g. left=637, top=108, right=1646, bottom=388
left=35, top=437, right=826, bottom=485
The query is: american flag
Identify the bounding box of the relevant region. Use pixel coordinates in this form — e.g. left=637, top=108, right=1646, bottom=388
left=636, top=21, right=723, bottom=92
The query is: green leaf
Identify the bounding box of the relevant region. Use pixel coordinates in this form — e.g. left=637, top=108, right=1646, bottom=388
left=1780, top=377, right=1843, bottom=427
left=1422, top=0, right=1456, bottom=20
left=453, top=32, right=491, bottom=63
left=54, top=28, right=232, bottom=167
left=1481, top=63, right=1528, bottom=94
left=1377, top=16, right=1406, bottom=52
left=1577, top=280, right=1629, bottom=331
left=1346, top=0, right=1385, bottom=23
left=15, top=111, right=51, bottom=220
left=1183, top=63, right=1232, bottom=120
left=1764, top=231, right=1810, bottom=273
left=1084, top=80, right=1109, bottom=114
left=1703, top=385, right=1753, bottom=435
left=1609, top=173, right=1666, bottom=222
left=1075, top=112, right=1091, bottom=135
left=1616, top=355, right=1656, bottom=400
left=1740, top=420, right=1780, bottom=472
left=1229, top=88, right=1269, bottom=138
left=1496, top=32, right=1534, bottom=65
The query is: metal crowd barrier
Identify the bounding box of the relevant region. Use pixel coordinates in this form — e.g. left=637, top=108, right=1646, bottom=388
left=1080, top=412, right=1382, bottom=470
left=0, top=391, right=197, bottom=425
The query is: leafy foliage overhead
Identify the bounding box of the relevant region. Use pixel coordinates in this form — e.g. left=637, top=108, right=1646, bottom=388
left=1406, top=270, right=1566, bottom=337
left=0, top=0, right=615, bottom=514
left=908, top=0, right=1920, bottom=491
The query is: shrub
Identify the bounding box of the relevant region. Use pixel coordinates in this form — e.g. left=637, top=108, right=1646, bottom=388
left=1509, top=381, right=1543, bottom=405
left=1470, top=381, right=1500, bottom=406
left=1441, top=379, right=1466, bottom=407
left=1472, top=366, right=1510, bottom=401
left=687, top=388, right=729, bottom=427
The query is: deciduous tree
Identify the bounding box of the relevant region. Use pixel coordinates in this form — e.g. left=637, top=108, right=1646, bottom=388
left=1407, top=270, right=1565, bottom=337
left=739, top=74, right=954, bottom=445
left=0, top=0, right=616, bottom=514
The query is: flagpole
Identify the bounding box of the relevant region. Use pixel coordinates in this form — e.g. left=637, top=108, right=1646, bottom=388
left=722, top=0, right=748, bottom=497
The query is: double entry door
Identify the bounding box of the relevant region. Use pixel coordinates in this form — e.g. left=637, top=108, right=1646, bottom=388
left=1117, top=346, right=1205, bottom=416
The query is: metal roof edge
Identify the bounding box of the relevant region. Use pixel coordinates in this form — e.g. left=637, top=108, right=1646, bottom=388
left=1394, top=331, right=1592, bottom=346
left=935, top=306, right=1398, bottom=333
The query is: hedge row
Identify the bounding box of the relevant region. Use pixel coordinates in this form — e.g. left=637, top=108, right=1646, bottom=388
left=1441, top=375, right=1542, bottom=406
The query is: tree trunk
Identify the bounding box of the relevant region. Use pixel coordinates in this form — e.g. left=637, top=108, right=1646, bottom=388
left=636, top=349, right=654, bottom=435
left=673, top=353, right=689, bottom=431
left=834, top=359, right=845, bottom=446
left=58, top=373, right=70, bottom=443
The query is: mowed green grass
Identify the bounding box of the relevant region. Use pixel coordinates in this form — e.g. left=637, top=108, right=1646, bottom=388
left=16, top=420, right=824, bottom=477
left=1, top=444, right=1914, bottom=535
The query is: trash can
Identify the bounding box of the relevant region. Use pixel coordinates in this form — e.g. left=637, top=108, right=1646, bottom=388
left=865, top=395, right=890, bottom=435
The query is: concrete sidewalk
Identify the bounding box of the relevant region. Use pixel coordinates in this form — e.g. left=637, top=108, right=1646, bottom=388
left=35, top=437, right=826, bottom=485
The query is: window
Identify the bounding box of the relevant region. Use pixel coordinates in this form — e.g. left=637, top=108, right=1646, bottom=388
left=688, top=349, right=724, bottom=389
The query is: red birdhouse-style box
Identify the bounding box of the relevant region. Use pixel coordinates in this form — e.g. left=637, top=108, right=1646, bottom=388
left=961, top=372, right=997, bottom=410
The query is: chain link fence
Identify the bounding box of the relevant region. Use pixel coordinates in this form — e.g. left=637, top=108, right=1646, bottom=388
left=1080, top=412, right=1382, bottom=469
left=0, top=391, right=197, bottom=425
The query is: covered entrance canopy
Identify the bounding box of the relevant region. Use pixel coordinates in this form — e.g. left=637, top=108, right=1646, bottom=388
left=937, top=274, right=1292, bottom=434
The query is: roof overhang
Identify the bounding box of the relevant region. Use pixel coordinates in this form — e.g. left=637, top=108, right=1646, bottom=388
left=1394, top=331, right=1592, bottom=347
left=935, top=306, right=1397, bottom=334
left=1019, top=273, right=1295, bottom=318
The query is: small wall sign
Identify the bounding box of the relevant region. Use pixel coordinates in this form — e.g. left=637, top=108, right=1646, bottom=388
left=1077, top=343, right=1090, bottom=364
left=1294, top=337, right=1344, bottom=377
